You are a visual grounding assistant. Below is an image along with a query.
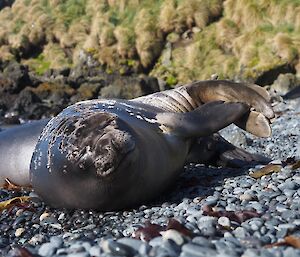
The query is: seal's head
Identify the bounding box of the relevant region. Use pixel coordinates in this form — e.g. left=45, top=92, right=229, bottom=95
left=30, top=108, right=140, bottom=210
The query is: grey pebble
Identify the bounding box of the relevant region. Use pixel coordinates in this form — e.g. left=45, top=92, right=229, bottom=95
left=66, top=253, right=90, bottom=257
left=240, top=193, right=254, bottom=201
left=139, top=243, right=152, bottom=255
left=241, top=249, right=260, bottom=257
left=218, top=216, right=231, bottom=227
left=0, top=237, right=9, bottom=248
left=107, top=240, right=137, bottom=256
left=49, top=236, right=63, bottom=248
left=149, top=236, right=163, bottom=247
left=278, top=181, right=299, bottom=191
left=233, top=227, right=249, bottom=238
left=38, top=242, right=57, bottom=256
left=276, top=204, right=288, bottom=212
left=283, top=247, right=300, bottom=257
left=276, top=227, right=288, bottom=238
left=204, top=196, right=218, bottom=206
left=182, top=243, right=217, bottom=257
left=161, top=239, right=181, bottom=256
left=192, top=236, right=214, bottom=248
left=117, top=237, right=144, bottom=251
left=88, top=246, right=102, bottom=257
left=283, top=189, right=295, bottom=197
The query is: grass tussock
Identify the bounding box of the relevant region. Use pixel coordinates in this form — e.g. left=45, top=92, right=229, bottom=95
left=152, top=0, right=300, bottom=83
left=0, top=0, right=299, bottom=82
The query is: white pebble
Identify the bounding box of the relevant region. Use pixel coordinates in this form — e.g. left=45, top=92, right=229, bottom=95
left=15, top=228, right=25, bottom=237
left=218, top=216, right=231, bottom=228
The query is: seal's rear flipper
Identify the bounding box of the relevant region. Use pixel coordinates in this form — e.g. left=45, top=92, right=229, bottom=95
left=234, top=110, right=271, bottom=138
left=185, top=80, right=274, bottom=137
left=186, top=134, right=271, bottom=168
left=156, top=101, right=249, bottom=137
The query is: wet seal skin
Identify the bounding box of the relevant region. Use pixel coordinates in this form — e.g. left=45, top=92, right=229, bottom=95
left=0, top=80, right=275, bottom=210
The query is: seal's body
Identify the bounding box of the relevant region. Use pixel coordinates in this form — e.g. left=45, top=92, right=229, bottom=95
left=0, top=80, right=274, bottom=210
left=0, top=119, right=49, bottom=186
left=31, top=99, right=193, bottom=210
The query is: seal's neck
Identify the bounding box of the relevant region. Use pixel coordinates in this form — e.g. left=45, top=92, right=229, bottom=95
left=133, top=80, right=266, bottom=113
left=132, top=84, right=201, bottom=113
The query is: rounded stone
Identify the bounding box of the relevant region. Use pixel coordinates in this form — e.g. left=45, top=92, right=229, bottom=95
left=218, top=217, right=231, bottom=228
left=160, top=229, right=185, bottom=246
left=117, top=237, right=144, bottom=251
left=182, top=243, right=217, bottom=257
left=38, top=242, right=57, bottom=256
left=15, top=228, right=25, bottom=237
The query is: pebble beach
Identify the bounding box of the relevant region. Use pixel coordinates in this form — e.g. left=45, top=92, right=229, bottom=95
left=0, top=97, right=300, bottom=257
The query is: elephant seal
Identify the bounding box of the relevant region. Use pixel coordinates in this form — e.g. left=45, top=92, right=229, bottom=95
left=0, top=80, right=274, bottom=210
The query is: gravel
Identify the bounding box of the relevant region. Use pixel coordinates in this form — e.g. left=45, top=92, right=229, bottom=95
left=1, top=98, right=300, bottom=257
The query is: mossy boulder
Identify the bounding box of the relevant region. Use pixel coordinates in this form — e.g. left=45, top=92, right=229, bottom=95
left=30, top=82, right=75, bottom=101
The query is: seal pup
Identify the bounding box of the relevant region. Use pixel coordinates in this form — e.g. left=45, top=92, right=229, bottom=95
left=0, top=80, right=274, bottom=210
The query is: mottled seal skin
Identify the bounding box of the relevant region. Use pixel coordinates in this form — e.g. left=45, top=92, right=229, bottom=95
left=0, top=80, right=274, bottom=210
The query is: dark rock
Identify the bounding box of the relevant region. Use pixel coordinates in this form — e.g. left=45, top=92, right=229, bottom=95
left=11, top=94, right=52, bottom=120
left=68, top=63, right=102, bottom=87
left=141, top=76, right=160, bottom=94
left=28, top=72, right=43, bottom=88
left=270, top=73, right=299, bottom=95
left=1, top=62, right=31, bottom=93
left=0, top=90, right=19, bottom=120
left=0, top=60, right=160, bottom=122
left=0, top=101, right=7, bottom=115
left=0, top=237, right=9, bottom=248
left=100, top=76, right=159, bottom=99
left=284, top=86, right=300, bottom=99
left=0, top=77, right=16, bottom=94
left=57, top=67, right=70, bottom=77
left=70, top=82, right=103, bottom=103
left=31, top=82, right=74, bottom=104
left=0, top=0, right=14, bottom=10
left=12, top=89, right=41, bottom=114
left=255, top=64, right=296, bottom=86
left=2, top=114, right=20, bottom=125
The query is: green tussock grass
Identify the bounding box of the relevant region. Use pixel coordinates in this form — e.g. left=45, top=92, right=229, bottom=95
left=0, top=0, right=299, bottom=83
left=23, top=53, right=51, bottom=75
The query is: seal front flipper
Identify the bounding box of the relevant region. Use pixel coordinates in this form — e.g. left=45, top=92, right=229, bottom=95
left=156, top=101, right=249, bottom=137
left=186, top=134, right=271, bottom=168
left=0, top=119, right=49, bottom=186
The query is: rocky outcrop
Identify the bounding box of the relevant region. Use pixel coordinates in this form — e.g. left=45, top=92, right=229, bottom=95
left=0, top=62, right=160, bottom=124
